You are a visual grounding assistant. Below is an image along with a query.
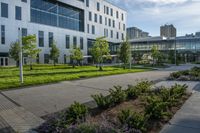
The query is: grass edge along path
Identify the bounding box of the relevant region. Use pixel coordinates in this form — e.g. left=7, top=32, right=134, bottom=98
left=0, top=65, right=152, bottom=90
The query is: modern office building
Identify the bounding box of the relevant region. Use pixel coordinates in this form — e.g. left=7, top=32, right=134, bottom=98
left=127, top=27, right=149, bottom=39
left=129, top=34, right=200, bottom=63
left=0, top=0, right=127, bottom=66
left=160, top=24, right=176, bottom=38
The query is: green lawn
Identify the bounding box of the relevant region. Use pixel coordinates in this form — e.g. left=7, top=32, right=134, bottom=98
left=0, top=64, right=151, bottom=90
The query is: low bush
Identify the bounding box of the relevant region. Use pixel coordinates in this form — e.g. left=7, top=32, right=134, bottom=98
left=109, top=86, right=127, bottom=104
left=144, top=96, right=170, bottom=120
left=118, top=109, right=147, bottom=132
left=91, top=94, right=111, bottom=109
left=134, top=80, right=153, bottom=93
left=126, top=85, right=140, bottom=99
left=64, top=102, right=88, bottom=124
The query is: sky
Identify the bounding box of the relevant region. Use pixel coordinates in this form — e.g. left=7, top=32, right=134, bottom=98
left=108, top=0, right=200, bottom=36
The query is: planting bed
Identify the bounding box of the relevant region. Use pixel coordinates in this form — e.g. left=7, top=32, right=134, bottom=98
left=36, top=81, right=191, bottom=133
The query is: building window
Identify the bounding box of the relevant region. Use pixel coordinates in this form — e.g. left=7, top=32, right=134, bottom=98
left=87, top=24, right=90, bottom=33
left=105, top=17, right=107, bottom=25
left=97, top=2, right=100, bottom=11
left=113, top=20, right=115, bottom=28
left=21, top=0, right=27, bottom=3
left=119, top=22, right=121, bottom=30
left=49, top=32, right=53, bottom=47
left=15, top=6, right=22, bottom=20
left=92, top=25, right=95, bottom=34
left=123, top=24, right=126, bottom=31
left=80, top=37, right=84, bottom=50
left=106, top=7, right=109, bottom=15
left=110, top=8, right=113, bottom=16
left=86, top=0, right=89, bottom=7
left=116, top=11, right=119, bottom=18
left=73, top=36, right=77, bottom=48
left=104, top=29, right=108, bottom=37
left=1, top=25, right=5, bottom=44
left=39, top=31, right=44, bottom=47
left=104, top=6, right=106, bottom=14
left=1, top=3, right=8, bottom=18
left=66, top=35, right=70, bottom=49
left=89, top=12, right=92, bottom=21
left=109, top=19, right=111, bottom=27
left=111, top=30, right=113, bottom=38
left=122, top=13, right=124, bottom=21
left=122, top=33, right=124, bottom=40
left=116, top=32, right=119, bottom=39
left=99, top=15, right=102, bottom=24
left=22, top=28, right=27, bottom=37
left=94, top=14, right=97, bottom=23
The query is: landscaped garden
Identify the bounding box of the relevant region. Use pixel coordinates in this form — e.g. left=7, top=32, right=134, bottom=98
left=36, top=80, right=190, bottom=133
left=0, top=64, right=151, bottom=90
left=169, top=67, right=200, bottom=81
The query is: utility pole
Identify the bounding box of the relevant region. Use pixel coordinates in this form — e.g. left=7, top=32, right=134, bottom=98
left=18, top=28, right=24, bottom=84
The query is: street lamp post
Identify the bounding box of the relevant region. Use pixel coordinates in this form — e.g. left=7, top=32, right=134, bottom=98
left=18, top=28, right=24, bottom=84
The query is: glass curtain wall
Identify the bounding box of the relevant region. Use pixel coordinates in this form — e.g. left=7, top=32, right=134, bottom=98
left=31, top=0, right=84, bottom=32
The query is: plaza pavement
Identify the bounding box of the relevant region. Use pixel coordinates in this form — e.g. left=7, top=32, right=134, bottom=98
left=0, top=64, right=199, bottom=132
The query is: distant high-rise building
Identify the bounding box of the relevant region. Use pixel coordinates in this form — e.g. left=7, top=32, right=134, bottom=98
left=195, top=32, right=200, bottom=37
left=127, top=27, right=149, bottom=39
left=160, top=24, right=177, bottom=38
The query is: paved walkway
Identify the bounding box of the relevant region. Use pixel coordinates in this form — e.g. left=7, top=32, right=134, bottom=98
left=160, top=82, right=200, bottom=133
left=0, top=64, right=199, bottom=132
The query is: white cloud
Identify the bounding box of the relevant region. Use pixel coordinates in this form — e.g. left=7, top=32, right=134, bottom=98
left=109, top=0, right=200, bottom=36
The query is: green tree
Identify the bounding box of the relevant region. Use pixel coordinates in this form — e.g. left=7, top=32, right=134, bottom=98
left=50, top=41, right=60, bottom=66
left=23, top=35, right=41, bottom=70
left=90, top=37, right=110, bottom=71
left=70, top=48, right=83, bottom=68
left=9, top=41, right=20, bottom=67
left=119, top=39, right=130, bottom=69
left=151, top=45, right=163, bottom=65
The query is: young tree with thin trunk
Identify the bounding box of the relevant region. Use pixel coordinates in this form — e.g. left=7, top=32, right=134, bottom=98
left=90, top=37, right=110, bottom=71
left=70, top=48, right=83, bottom=68
left=9, top=41, right=20, bottom=67
left=50, top=41, right=60, bottom=66
left=23, top=35, right=41, bottom=70
left=119, top=38, right=130, bottom=69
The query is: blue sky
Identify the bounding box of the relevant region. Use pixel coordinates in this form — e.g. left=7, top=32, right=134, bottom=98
left=108, top=0, right=200, bottom=36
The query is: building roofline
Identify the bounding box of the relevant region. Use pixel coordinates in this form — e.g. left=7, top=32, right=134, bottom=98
left=104, top=0, right=127, bottom=12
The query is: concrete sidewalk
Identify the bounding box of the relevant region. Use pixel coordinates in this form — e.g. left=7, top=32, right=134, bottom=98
left=160, top=83, right=200, bottom=133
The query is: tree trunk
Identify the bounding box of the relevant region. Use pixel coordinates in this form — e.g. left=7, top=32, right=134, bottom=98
left=16, top=60, right=19, bottom=67
left=123, top=63, right=126, bottom=69
left=99, top=62, right=103, bottom=71
left=54, top=60, right=56, bottom=66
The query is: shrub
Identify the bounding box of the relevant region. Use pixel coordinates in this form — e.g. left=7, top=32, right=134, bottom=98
left=144, top=96, right=170, bottom=120
left=91, top=94, right=111, bottom=109
left=109, top=86, right=127, bottom=104
left=118, top=109, right=147, bottom=132
left=65, top=102, right=88, bottom=124
left=126, top=85, right=141, bottom=99
left=134, top=80, right=153, bottom=93
left=170, top=84, right=187, bottom=99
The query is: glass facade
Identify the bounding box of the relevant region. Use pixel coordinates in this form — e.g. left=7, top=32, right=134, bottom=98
left=31, top=0, right=84, bottom=32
